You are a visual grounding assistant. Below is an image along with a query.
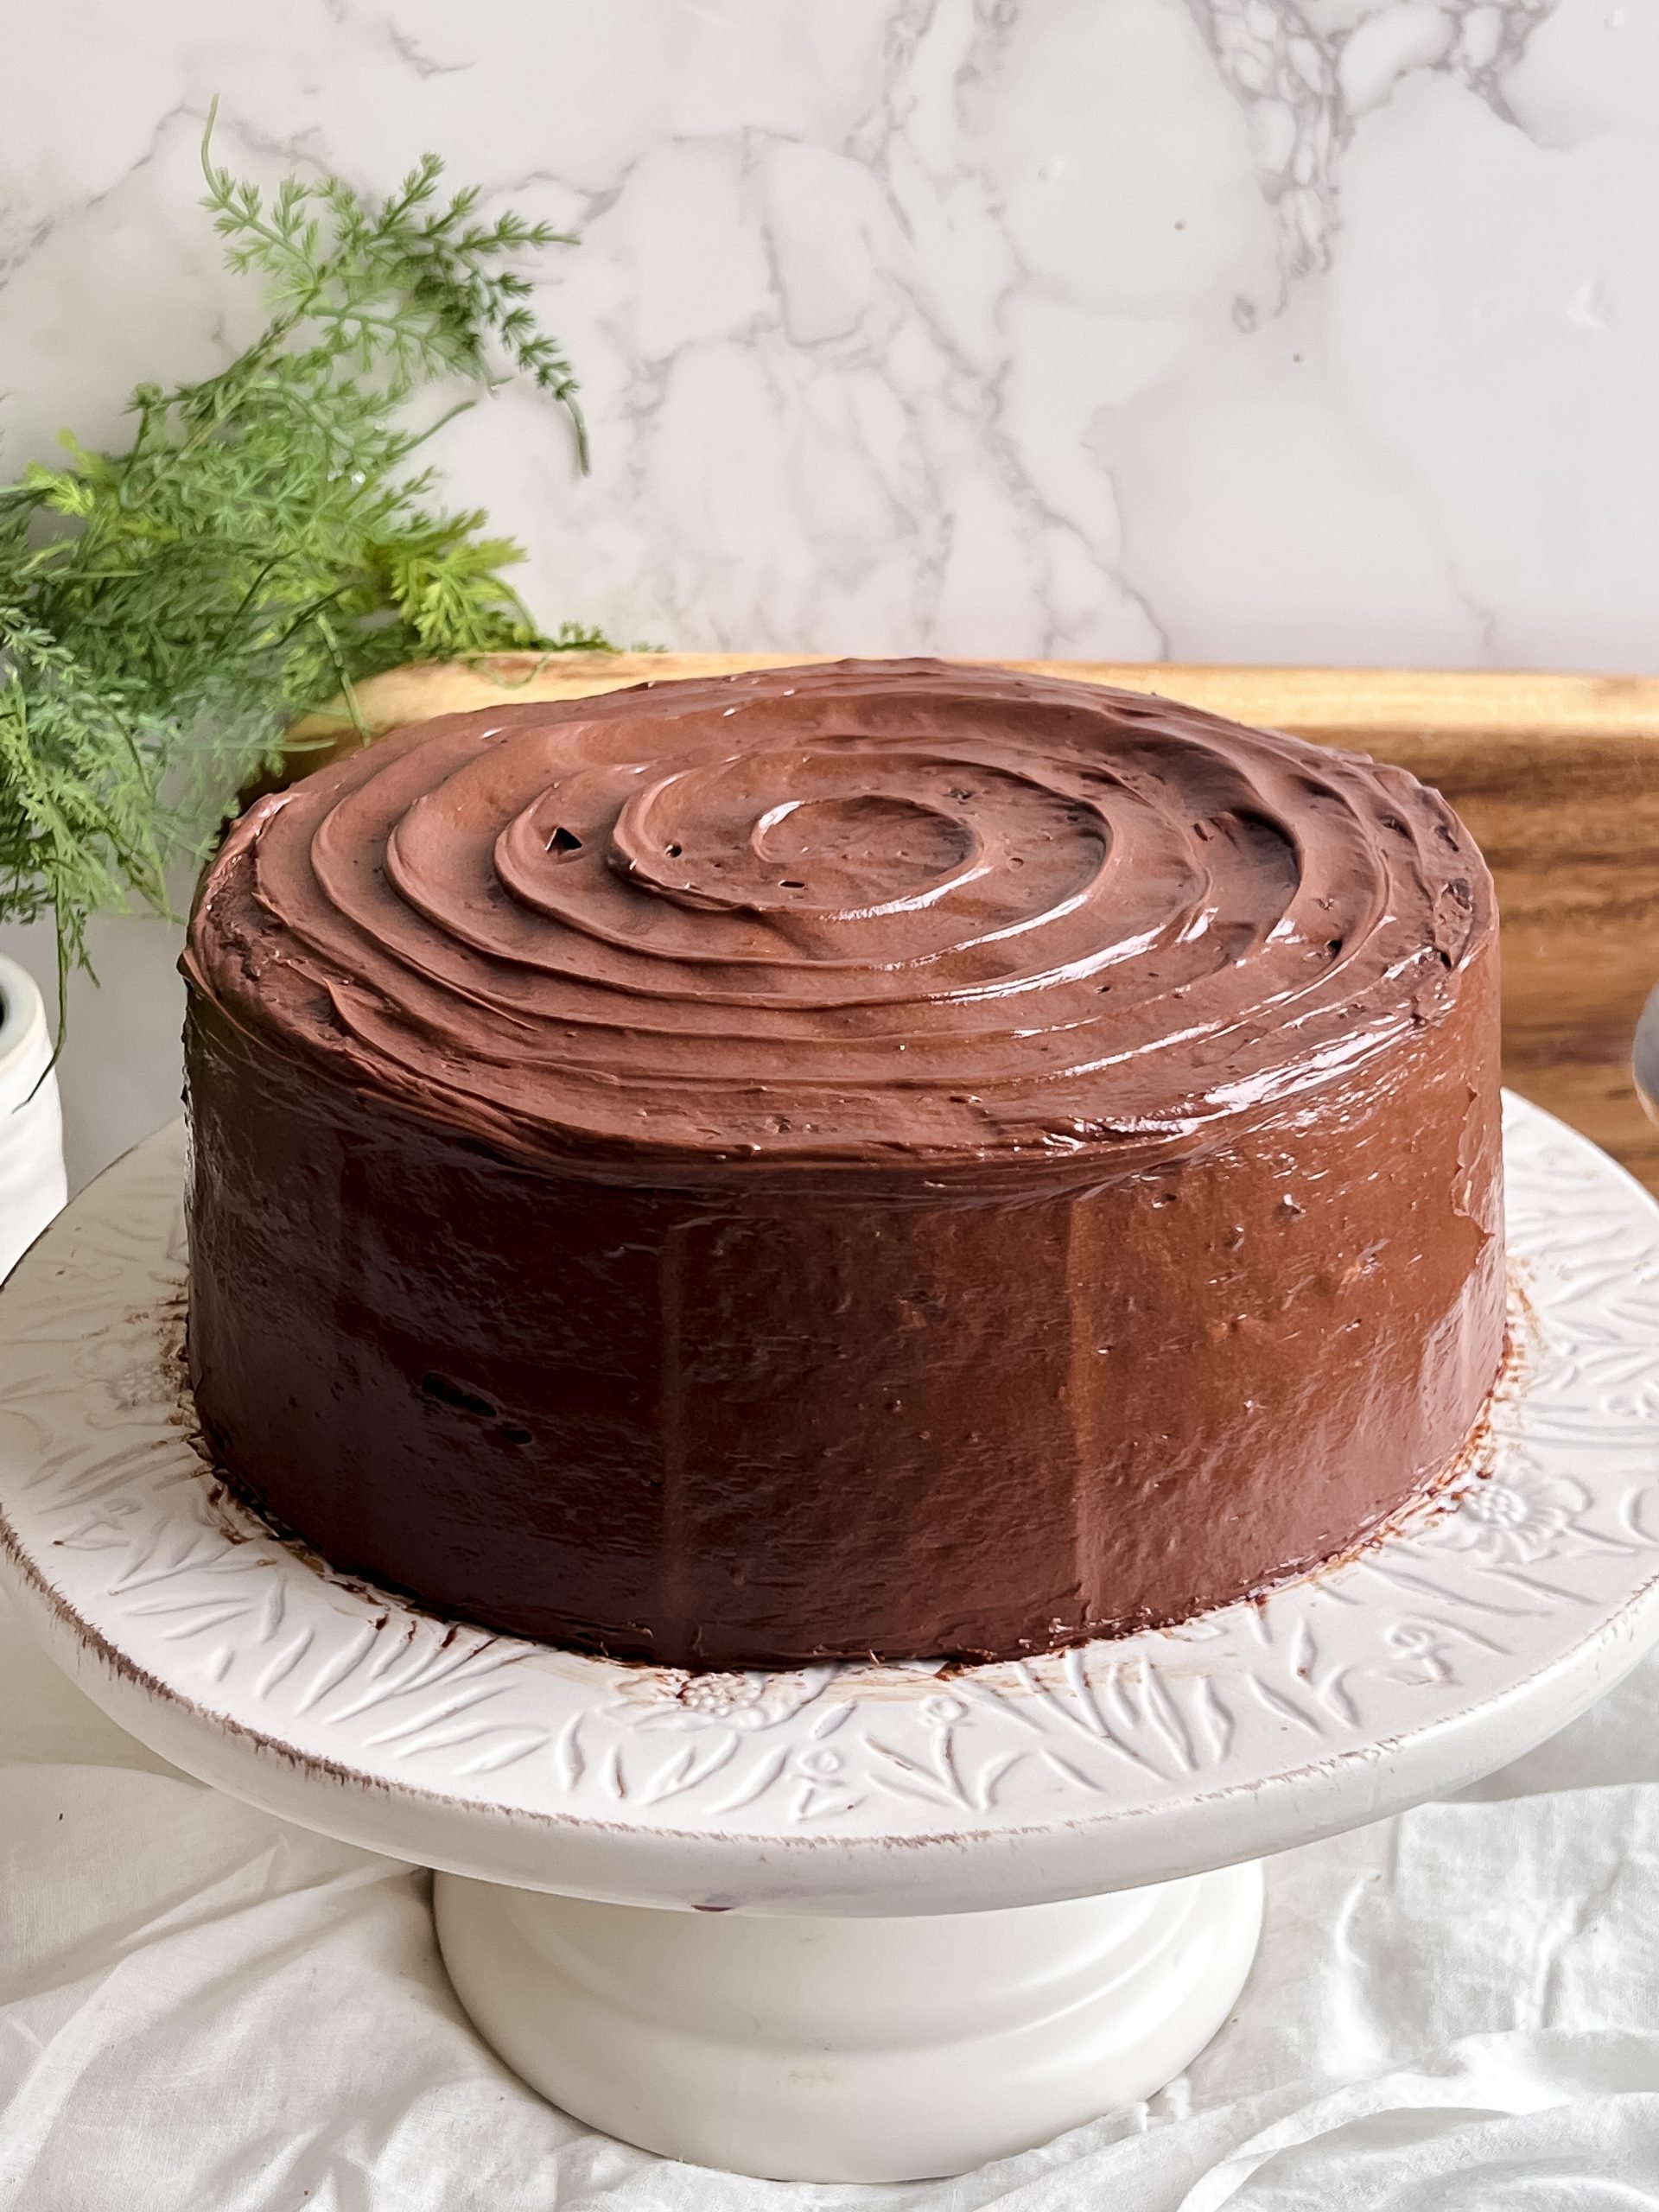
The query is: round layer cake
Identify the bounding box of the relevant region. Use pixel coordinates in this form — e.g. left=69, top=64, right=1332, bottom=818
left=182, top=658, right=1504, bottom=1669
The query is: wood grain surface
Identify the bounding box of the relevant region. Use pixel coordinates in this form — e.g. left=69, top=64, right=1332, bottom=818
left=288, top=653, right=1659, bottom=1196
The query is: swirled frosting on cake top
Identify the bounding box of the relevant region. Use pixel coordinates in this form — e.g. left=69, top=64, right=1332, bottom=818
left=188, top=658, right=1492, bottom=1177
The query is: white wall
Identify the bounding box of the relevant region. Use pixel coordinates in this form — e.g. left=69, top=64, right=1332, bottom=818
left=3, top=0, right=1652, bottom=1185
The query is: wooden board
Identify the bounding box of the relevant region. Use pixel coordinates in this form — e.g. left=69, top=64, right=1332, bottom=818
left=287, top=654, right=1659, bottom=1197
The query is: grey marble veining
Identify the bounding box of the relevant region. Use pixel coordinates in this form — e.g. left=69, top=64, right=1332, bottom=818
left=0, top=0, right=1655, bottom=1185
left=1185, top=0, right=1570, bottom=296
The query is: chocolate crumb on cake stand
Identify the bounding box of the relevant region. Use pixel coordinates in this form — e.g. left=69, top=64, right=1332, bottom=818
left=3, top=1099, right=1659, bottom=2183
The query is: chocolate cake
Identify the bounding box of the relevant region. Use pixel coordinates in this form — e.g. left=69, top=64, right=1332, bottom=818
left=182, top=658, right=1504, bottom=1669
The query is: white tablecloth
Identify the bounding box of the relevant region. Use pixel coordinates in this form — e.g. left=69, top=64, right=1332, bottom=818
left=6, top=1587, right=1659, bottom=2209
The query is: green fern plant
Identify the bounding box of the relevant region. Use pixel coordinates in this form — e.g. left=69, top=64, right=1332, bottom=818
left=0, top=104, right=612, bottom=1008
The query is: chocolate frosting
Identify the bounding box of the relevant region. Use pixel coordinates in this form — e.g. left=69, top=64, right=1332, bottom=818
left=184, top=660, right=1503, bottom=1669
left=188, top=658, right=1484, bottom=1185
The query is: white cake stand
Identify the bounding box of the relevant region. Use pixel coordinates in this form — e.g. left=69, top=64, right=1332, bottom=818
left=3, top=1098, right=1659, bottom=2183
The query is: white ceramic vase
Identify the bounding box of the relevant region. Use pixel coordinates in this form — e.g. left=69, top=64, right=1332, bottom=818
left=0, top=955, right=67, bottom=1280
left=1638, top=980, right=1659, bottom=1125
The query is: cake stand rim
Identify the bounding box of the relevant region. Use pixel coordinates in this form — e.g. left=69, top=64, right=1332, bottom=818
left=3, top=1096, right=1657, bottom=1914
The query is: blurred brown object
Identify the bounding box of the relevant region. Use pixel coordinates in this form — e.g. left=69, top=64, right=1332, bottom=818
left=278, top=652, right=1659, bottom=1198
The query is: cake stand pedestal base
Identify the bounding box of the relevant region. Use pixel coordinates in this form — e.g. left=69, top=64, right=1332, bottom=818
left=433, top=1861, right=1264, bottom=2182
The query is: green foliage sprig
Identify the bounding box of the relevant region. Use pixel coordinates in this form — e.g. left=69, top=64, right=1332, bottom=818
left=0, top=103, right=612, bottom=1009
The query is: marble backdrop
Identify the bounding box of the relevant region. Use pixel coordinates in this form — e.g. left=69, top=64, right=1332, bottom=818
left=1, top=0, right=1654, bottom=1183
